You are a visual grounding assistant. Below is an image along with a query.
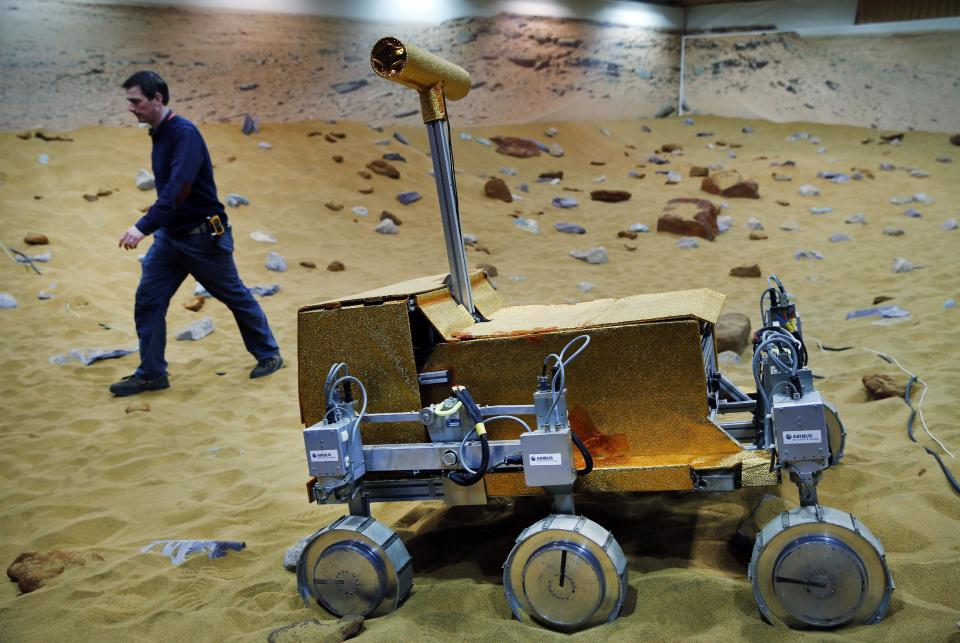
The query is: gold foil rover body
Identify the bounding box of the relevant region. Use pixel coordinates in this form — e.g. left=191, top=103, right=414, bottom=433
left=298, top=272, right=777, bottom=493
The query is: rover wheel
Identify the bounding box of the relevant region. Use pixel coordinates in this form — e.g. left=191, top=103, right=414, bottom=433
left=503, top=514, right=627, bottom=632
left=749, top=505, right=893, bottom=628
left=297, top=515, right=412, bottom=618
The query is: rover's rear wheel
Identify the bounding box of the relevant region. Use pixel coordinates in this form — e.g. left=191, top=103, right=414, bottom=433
left=503, top=514, right=627, bottom=632
left=297, top=515, right=412, bottom=618
left=749, top=505, right=893, bottom=628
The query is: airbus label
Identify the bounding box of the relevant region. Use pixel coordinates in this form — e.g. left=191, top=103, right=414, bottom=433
left=528, top=453, right=562, bottom=466
left=783, top=430, right=822, bottom=444
left=309, top=449, right=339, bottom=462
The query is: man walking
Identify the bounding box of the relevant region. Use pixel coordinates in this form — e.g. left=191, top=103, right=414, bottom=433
left=112, top=70, right=282, bottom=396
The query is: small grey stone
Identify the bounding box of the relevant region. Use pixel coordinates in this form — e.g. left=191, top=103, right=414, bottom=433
left=829, top=233, right=851, bottom=242
left=600, top=128, right=611, bottom=137
left=476, top=137, right=492, bottom=147
left=944, top=299, right=957, bottom=309
left=676, top=237, right=699, bottom=249
left=648, top=155, right=668, bottom=165
left=462, top=233, right=478, bottom=245
left=555, top=222, right=586, bottom=234
left=879, top=162, right=896, bottom=171
left=593, top=174, right=606, bottom=183
left=718, top=350, right=742, bottom=365
left=499, top=167, right=517, bottom=176
left=552, top=196, right=578, bottom=209
left=375, top=219, right=399, bottom=235
left=627, top=223, right=650, bottom=233
left=666, top=171, right=682, bottom=184
left=176, top=316, right=214, bottom=341
left=683, top=118, right=694, bottom=125
left=513, top=217, right=540, bottom=234
left=936, top=156, right=952, bottom=163
left=904, top=208, right=922, bottom=218
left=393, top=132, right=409, bottom=145
left=795, top=249, right=824, bottom=260
left=331, top=79, right=368, bottom=94
left=746, top=218, right=764, bottom=231
left=845, top=213, right=866, bottom=224
left=717, top=215, right=732, bottom=232
left=397, top=191, right=421, bottom=205
left=544, top=127, right=558, bottom=137
left=883, top=227, right=904, bottom=236
left=382, top=152, right=405, bottom=162
left=258, top=141, right=272, bottom=150
left=226, top=193, right=250, bottom=208
left=798, top=184, right=820, bottom=196
left=781, top=221, right=800, bottom=231
left=283, top=535, right=313, bottom=572
left=910, top=169, right=930, bottom=178
left=892, top=257, right=914, bottom=273
left=352, top=206, right=368, bottom=217
left=459, top=132, right=473, bottom=141
left=373, top=139, right=390, bottom=145
left=810, top=207, right=832, bottom=214
left=548, top=143, right=564, bottom=157
left=37, top=153, right=49, bottom=165
left=0, top=293, right=17, bottom=309
left=570, top=247, right=608, bottom=264
left=577, top=281, right=594, bottom=293
left=635, top=69, right=652, bottom=80
left=516, top=182, right=529, bottom=193
left=266, top=252, right=287, bottom=272
left=135, top=168, right=155, bottom=191
left=940, top=218, right=958, bottom=230
left=241, top=113, right=259, bottom=135
left=742, top=127, right=754, bottom=134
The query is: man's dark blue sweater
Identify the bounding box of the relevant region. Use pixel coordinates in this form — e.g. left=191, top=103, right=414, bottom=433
left=135, top=112, right=226, bottom=237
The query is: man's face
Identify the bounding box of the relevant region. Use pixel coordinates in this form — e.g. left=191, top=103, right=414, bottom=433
left=126, top=86, right=164, bottom=125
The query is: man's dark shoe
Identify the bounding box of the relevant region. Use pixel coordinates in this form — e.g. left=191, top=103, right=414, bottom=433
left=250, top=355, right=284, bottom=379
left=109, top=374, right=170, bottom=397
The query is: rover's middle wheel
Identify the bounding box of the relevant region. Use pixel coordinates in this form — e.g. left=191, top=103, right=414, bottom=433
left=297, top=515, right=412, bottom=618
left=503, top=514, right=628, bottom=632
left=749, top=505, right=893, bottom=628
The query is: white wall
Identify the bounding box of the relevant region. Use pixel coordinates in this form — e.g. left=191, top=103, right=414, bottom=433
left=686, top=0, right=858, bottom=32
left=68, top=0, right=683, bottom=27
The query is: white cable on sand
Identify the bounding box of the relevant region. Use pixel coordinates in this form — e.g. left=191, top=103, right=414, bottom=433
left=861, top=348, right=954, bottom=459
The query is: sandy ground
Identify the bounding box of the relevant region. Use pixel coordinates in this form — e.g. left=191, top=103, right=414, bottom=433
left=1, top=109, right=959, bottom=640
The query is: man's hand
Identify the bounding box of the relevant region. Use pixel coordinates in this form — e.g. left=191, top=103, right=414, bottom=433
left=119, top=225, right=146, bottom=250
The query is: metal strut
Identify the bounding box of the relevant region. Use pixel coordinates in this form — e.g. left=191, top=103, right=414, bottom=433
left=425, top=120, right=476, bottom=317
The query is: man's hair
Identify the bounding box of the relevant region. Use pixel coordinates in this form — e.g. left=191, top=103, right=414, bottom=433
left=122, top=71, right=169, bottom=105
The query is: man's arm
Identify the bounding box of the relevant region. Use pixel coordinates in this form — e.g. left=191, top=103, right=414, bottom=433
left=126, top=125, right=206, bottom=241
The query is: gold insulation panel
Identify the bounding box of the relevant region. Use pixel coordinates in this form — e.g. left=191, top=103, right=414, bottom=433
left=421, top=321, right=741, bottom=458
left=298, top=300, right=422, bottom=431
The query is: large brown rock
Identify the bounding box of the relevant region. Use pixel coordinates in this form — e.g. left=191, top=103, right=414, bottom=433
left=24, top=233, right=49, bottom=245
left=730, top=264, right=762, bottom=278
left=366, top=159, right=400, bottom=179
left=862, top=373, right=911, bottom=400
left=590, top=190, right=631, bottom=203
left=490, top=136, right=541, bottom=158
left=484, top=178, right=513, bottom=203
left=950, top=134, right=960, bottom=146
left=701, top=170, right=760, bottom=199
left=716, top=313, right=751, bottom=354
left=657, top=198, right=720, bottom=241
left=539, top=170, right=564, bottom=180
left=690, top=166, right=709, bottom=177
left=7, top=550, right=103, bottom=594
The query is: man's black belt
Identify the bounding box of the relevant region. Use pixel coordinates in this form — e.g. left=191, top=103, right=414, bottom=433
left=184, top=215, right=226, bottom=237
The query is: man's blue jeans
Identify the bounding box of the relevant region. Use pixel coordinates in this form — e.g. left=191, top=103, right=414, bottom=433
left=134, top=226, right=279, bottom=378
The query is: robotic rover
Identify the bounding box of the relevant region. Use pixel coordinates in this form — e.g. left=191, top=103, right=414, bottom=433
left=293, top=37, right=894, bottom=632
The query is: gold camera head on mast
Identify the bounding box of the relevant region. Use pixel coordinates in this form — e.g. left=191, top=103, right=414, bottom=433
left=370, top=37, right=471, bottom=123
